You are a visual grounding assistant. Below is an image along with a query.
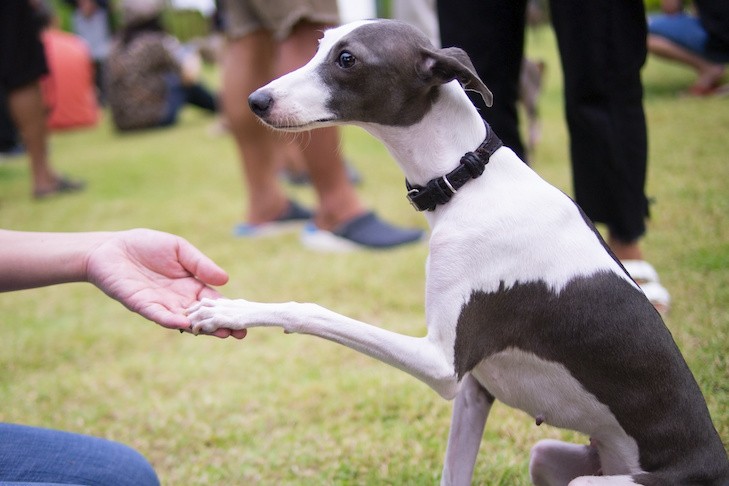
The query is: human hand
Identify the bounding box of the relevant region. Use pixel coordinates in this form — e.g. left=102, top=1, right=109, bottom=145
left=84, top=229, right=246, bottom=339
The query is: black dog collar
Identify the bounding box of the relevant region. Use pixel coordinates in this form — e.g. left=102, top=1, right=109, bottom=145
left=406, top=123, right=503, bottom=212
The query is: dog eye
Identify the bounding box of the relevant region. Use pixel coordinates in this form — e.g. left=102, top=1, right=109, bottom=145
left=337, top=51, right=356, bottom=68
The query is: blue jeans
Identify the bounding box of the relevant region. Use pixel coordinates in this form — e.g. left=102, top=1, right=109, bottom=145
left=648, top=13, right=709, bottom=56
left=0, top=423, right=160, bottom=486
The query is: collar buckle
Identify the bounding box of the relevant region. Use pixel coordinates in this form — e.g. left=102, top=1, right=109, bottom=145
left=404, top=122, right=503, bottom=212
left=406, top=187, right=423, bottom=211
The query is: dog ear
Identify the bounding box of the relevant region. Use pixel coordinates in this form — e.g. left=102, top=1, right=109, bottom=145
left=418, top=47, right=494, bottom=107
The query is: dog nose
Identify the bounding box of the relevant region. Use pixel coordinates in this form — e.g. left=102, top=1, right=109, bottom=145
left=248, top=90, right=273, bottom=117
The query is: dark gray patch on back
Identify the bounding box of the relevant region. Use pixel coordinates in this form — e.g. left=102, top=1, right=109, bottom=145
left=454, top=272, right=729, bottom=482
left=317, top=21, right=442, bottom=126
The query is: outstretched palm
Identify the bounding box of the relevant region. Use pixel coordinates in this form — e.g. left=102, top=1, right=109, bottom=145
left=85, top=229, right=245, bottom=339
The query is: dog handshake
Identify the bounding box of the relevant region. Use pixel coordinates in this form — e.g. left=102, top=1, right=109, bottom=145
left=187, top=20, right=728, bottom=486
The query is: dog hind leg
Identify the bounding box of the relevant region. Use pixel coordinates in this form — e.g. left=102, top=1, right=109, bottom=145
left=529, top=439, right=601, bottom=486
left=441, top=374, right=494, bottom=486
left=568, top=477, right=641, bottom=485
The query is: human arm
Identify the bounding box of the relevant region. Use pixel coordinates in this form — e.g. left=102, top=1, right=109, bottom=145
left=0, top=228, right=246, bottom=339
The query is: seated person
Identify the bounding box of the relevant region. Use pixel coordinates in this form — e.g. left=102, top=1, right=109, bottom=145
left=107, top=0, right=217, bottom=131
left=648, top=0, right=729, bottom=95
left=39, top=5, right=100, bottom=130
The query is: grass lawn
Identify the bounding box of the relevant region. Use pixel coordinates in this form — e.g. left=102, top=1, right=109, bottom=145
left=1, top=26, right=727, bottom=485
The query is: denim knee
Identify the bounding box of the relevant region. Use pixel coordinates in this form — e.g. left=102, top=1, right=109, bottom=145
left=0, top=423, right=160, bottom=486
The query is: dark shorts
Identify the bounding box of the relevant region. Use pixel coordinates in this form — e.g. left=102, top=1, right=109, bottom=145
left=0, top=0, right=49, bottom=91
left=222, top=0, right=339, bottom=41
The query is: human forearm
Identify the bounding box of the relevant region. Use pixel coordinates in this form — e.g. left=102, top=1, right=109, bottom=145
left=0, top=230, right=108, bottom=292
left=0, top=228, right=242, bottom=337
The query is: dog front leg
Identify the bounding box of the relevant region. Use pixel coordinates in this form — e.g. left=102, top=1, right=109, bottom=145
left=187, top=298, right=459, bottom=399
left=441, top=374, right=493, bottom=486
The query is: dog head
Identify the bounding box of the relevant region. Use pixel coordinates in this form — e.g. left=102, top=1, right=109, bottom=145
left=248, top=19, right=493, bottom=131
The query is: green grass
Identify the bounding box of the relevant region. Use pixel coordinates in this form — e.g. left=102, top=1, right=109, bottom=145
left=1, top=27, right=728, bottom=484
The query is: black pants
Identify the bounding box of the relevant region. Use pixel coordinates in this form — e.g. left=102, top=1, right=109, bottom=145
left=438, top=0, right=649, bottom=242
left=0, top=89, right=19, bottom=152
left=185, top=83, right=218, bottom=113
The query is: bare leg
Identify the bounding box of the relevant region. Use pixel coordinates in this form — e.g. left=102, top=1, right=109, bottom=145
left=607, top=235, right=642, bottom=261
left=7, top=81, right=71, bottom=196
left=276, top=21, right=365, bottom=230
left=441, top=374, right=493, bottom=486
left=648, top=34, right=725, bottom=91
left=222, top=30, right=290, bottom=225
left=279, top=143, right=308, bottom=181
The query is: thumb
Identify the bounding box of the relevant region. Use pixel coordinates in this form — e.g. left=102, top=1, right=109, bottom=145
left=177, top=239, right=229, bottom=287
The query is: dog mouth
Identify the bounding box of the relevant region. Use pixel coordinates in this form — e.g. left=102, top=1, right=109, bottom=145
left=262, top=118, right=336, bottom=131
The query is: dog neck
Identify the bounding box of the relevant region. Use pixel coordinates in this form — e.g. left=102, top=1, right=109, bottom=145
left=358, top=81, right=488, bottom=188
left=405, top=122, right=502, bottom=212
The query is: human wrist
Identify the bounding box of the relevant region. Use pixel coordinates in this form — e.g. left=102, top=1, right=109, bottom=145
left=38, top=231, right=113, bottom=286
left=75, top=231, right=117, bottom=285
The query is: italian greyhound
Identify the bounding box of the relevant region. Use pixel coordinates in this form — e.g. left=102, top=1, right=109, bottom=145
left=188, top=20, right=728, bottom=485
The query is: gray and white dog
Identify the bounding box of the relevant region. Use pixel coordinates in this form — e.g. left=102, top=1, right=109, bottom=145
left=188, top=20, right=729, bottom=485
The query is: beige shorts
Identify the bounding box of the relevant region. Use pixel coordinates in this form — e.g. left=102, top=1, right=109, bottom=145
left=222, top=0, right=340, bottom=41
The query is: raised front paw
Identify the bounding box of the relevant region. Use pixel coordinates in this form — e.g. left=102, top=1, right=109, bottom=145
left=186, top=297, right=246, bottom=335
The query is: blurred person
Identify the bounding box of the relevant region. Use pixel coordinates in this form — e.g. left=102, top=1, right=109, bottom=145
left=392, top=0, right=545, bottom=159
left=0, top=227, right=244, bottom=485
left=393, top=0, right=440, bottom=47
left=648, top=0, right=729, bottom=95
left=220, top=0, right=424, bottom=250
left=39, top=5, right=101, bottom=130
left=437, top=0, right=670, bottom=313
left=106, top=0, right=218, bottom=131
left=71, top=0, right=113, bottom=104
left=0, top=0, right=85, bottom=198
